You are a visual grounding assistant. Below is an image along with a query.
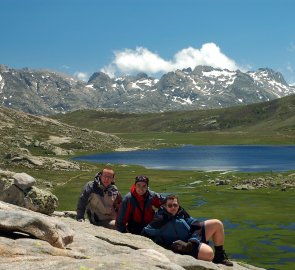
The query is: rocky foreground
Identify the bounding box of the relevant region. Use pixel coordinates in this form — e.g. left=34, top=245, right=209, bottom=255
left=0, top=201, right=265, bottom=270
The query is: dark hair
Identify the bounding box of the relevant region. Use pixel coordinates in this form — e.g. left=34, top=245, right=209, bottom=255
left=135, top=175, right=149, bottom=186
left=164, top=194, right=179, bottom=204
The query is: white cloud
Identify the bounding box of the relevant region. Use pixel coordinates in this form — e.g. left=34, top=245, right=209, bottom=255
left=102, top=47, right=171, bottom=77
left=61, top=65, right=70, bottom=70
left=288, top=42, right=295, bottom=52
left=74, top=71, right=88, bottom=81
left=101, top=64, right=117, bottom=78
left=287, top=63, right=293, bottom=73
left=101, top=42, right=241, bottom=77
left=172, top=43, right=238, bottom=71
left=286, top=63, right=295, bottom=86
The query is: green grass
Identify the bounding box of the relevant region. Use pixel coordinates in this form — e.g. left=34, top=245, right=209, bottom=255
left=114, top=131, right=295, bottom=146
left=51, top=94, right=295, bottom=147
left=52, top=94, right=295, bottom=135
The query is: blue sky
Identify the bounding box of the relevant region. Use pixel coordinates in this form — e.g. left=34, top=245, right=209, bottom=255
left=1, top=0, right=295, bottom=84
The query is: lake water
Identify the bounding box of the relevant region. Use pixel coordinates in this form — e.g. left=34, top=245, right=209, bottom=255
left=73, top=145, right=295, bottom=172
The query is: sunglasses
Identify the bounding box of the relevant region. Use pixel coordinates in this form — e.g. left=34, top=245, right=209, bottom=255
left=166, top=203, right=179, bottom=208
left=101, top=174, right=113, bottom=179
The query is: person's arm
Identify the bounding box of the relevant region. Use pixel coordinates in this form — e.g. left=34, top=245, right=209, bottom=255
left=184, top=209, right=200, bottom=230
left=152, top=192, right=166, bottom=208
left=115, top=197, right=131, bottom=233
left=184, top=213, right=202, bottom=244
left=141, top=213, right=167, bottom=246
left=113, top=191, right=123, bottom=213
left=141, top=220, right=160, bottom=237
left=76, top=182, right=92, bottom=221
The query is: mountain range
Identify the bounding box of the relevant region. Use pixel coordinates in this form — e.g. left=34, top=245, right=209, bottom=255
left=1, top=64, right=294, bottom=115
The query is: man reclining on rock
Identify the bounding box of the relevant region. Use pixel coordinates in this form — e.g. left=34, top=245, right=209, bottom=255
left=141, top=194, right=233, bottom=266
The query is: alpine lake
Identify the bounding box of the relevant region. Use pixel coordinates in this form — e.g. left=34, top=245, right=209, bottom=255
left=53, top=145, right=295, bottom=270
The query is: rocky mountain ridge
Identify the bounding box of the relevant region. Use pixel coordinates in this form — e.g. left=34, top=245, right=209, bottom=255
left=1, top=64, right=294, bottom=115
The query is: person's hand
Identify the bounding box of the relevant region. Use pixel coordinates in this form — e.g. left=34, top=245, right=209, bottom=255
left=171, top=240, right=193, bottom=253
left=77, top=218, right=85, bottom=222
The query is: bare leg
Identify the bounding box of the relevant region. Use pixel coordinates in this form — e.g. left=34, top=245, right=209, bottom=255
left=197, top=243, right=214, bottom=261
left=192, top=219, right=224, bottom=261
left=203, top=219, right=233, bottom=266
left=204, top=219, right=224, bottom=245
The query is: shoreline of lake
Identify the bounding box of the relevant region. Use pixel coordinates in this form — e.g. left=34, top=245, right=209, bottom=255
left=73, top=144, right=295, bottom=173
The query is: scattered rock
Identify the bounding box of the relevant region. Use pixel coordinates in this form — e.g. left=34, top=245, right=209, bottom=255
left=206, top=175, right=295, bottom=191
left=47, top=136, right=72, bottom=145
left=215, top=179, right=231, bottom=186
left=51, top=159, right=80, bottom=170
left=233, top=185, right=255, bottom=190
left=5, top=153, right=80, bottom=171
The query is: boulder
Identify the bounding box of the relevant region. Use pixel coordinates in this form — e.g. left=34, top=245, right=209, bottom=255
left=0, top=170, right=58, bottom=214
left=0, top=201, right=73, bottom=249
left=0, top=202, right=266, bottom=270
left=12, top=172, right=36, bottom=191
left=23, top=186, right=58, bottom=214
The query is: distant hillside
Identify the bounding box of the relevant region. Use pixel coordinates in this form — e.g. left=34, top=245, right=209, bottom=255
left=0, top=106, right=122, bottom=165
left=52, top=94, right=295, bottom=133
left=1, top=64, right=295, bottom=115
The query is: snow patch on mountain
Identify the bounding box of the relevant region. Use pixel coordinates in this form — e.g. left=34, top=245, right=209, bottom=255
left=172, top=96, right=193, bottom=105
left=0, top=75, right=4, bottom=92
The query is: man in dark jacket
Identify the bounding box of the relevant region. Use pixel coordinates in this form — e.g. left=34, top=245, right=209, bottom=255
left=76, top=167, right=122, bottom=229
left=142, top=194, right=233, bottom=266
left=116, top=175, right=164, bottom=234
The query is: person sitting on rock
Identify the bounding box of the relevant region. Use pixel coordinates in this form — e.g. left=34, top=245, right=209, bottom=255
left=141, top=194, right=233, bottom=266
left=76, top=167, right=122, bottom=229
left=116, top=175, right=164, bottom=234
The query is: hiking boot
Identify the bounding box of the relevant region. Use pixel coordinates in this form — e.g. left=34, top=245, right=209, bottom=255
left=213, top=249, right=233, bottom=266
left=171, top=240, right=193, bottom=253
